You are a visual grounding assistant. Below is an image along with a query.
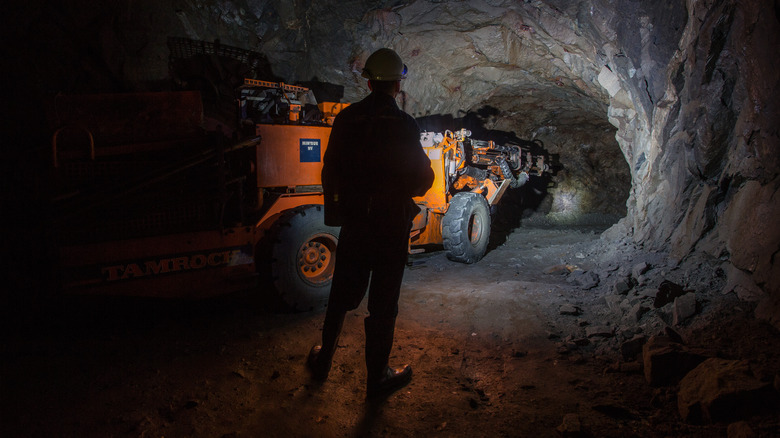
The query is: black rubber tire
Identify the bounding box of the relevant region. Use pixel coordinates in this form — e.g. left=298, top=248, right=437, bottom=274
left=264, top=204, right=339, bottom=312
left=442, top=192, right=491, bottom=264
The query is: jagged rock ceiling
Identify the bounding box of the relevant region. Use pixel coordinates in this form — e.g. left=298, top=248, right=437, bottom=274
left=5, top=0, right=779, bottom=322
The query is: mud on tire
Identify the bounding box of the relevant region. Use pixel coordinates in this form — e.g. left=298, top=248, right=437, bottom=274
left=442, top=192, right=491, bottom=264
left=261, top=204, right=339, bottom=312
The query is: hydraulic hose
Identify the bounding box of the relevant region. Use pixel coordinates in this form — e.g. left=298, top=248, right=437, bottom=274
left=496, top=156, right=525, bottom=188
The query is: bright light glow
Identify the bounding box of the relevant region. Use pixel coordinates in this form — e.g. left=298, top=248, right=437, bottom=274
left=552, top=190, right=580, bottom=214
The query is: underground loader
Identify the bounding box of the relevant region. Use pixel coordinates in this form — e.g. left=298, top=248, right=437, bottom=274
left=411, top=129, right=549, bottom=263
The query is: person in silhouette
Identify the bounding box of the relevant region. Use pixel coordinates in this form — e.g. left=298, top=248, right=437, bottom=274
left=309, top=48, right=434, bottom=398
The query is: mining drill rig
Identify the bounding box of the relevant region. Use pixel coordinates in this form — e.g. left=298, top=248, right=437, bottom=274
left=45, top=79, right=549, bottom=311
left=412, top=129, right=549, bottom=263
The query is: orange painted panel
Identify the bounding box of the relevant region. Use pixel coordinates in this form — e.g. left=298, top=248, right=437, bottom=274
left=255, top=124, right=332, bottom=188
left=413, top=145, right=449, bottom=212
left=409, top=144, right=451, bottom=248
left=410, top=212, right=444, bottom=246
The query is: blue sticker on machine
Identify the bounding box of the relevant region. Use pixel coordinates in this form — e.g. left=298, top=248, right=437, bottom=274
left=300, top=138, right=321, bottom=162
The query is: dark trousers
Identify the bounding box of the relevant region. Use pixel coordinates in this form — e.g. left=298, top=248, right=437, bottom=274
left=321, top=201, right=412, bottom=381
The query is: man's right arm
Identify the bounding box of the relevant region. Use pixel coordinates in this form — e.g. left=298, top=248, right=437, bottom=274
left=322, top=119, right=344, bottom=190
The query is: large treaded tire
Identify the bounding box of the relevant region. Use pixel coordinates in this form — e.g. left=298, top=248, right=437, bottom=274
left=263, top=204, right=339, bottom=312
left=442, top=192, right=491, bottom=264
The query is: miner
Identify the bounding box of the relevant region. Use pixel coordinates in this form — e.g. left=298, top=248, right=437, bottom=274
left=308, top=48, right=434, bottom=398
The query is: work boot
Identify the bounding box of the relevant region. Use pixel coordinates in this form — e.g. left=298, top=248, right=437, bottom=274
left=366, top=364, right=412, bottom=398
left=307, top=310, right=345, bottom=381
left=364, top=316, right=411, bottom=398
left=306, top=345, right=331, bottom=381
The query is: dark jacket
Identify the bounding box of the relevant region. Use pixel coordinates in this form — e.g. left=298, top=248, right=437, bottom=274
left=322, top=92, right=434, bottom=226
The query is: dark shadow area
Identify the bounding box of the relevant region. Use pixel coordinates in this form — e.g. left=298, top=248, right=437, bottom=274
left=487, top=173, right=554, bottom=251
left=0, top=287, right=319, bottom=438
left=353, top=397, right=388, bottom=437
left=298, top=79, right=346, bottom=103
left=1, top=287, right=295, bottom=347
left=168, top=37, right=279, bottom=126
left=168, top=37, right=347, bottom=136
left=418, top=106, right=558, bottom=166
left=416, top=113, right=457, bottom=133
left=458, top=106, right=557, bottom=161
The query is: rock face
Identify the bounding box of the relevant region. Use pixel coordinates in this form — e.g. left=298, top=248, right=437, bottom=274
left=677, top=358, right=774, bottom=424
left=624, top=0, right=780, bottom=326
left=642, top=335, right=706, bottom=386
left=5, top=1, right=779, bottom=318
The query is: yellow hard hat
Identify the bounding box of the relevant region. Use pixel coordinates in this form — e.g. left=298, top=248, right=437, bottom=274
left=361, top=48, right=408, bottom=81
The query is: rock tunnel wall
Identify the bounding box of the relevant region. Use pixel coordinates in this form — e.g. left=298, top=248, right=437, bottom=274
left=5, top=0, right=779, bottom=317
left=598, top=0, right=780, bottom=322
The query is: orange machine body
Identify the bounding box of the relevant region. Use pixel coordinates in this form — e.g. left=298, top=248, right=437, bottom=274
left=47, top=84, right=349, bottom=301
left=254, top=124, right=331, bottom=188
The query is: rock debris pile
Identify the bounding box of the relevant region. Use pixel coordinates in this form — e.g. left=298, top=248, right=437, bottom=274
left=544, top=231, right=780, bottom=432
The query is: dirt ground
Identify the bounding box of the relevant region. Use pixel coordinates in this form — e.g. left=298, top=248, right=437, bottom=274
left=2, top=223, right=779, bottom=437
